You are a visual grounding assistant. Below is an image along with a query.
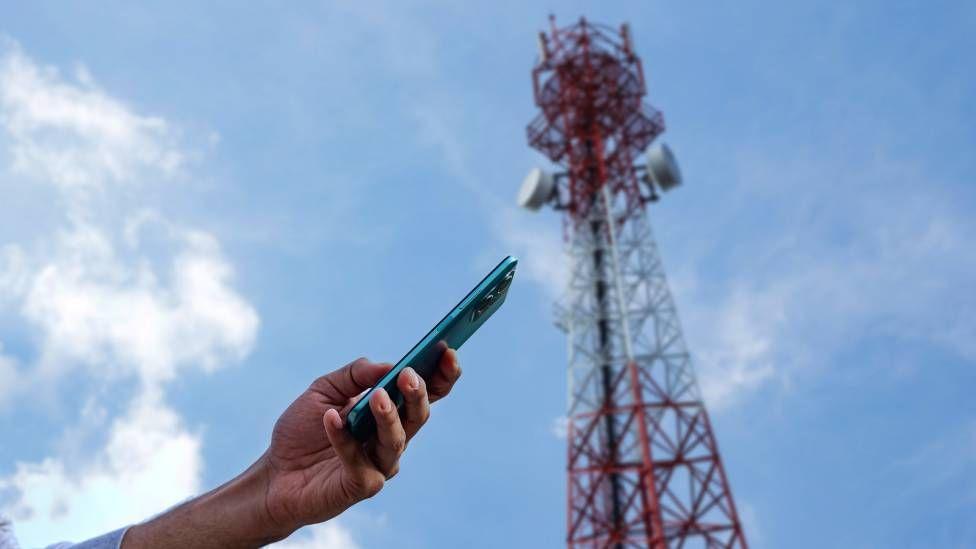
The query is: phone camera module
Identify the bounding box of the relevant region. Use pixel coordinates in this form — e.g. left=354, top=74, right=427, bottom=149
left=472, top=293, right=495, bottom=322
left=496, top=273, right=513, bottom=295
left=471, top=270, right=513, bottom=322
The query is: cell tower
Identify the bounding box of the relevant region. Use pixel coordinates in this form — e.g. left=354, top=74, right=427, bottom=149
left=518, top=17, right=747, bottom=548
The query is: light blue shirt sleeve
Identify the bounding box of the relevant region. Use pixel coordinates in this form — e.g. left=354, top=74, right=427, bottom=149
left=44, top=527, right=129, bottom=549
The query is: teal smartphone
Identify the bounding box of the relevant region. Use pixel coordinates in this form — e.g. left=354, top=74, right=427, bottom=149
left=346, top=255, right=518, bottom=441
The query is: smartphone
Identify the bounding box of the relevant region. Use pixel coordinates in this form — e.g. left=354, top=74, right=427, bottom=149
left=346, top=255, right=518, bottom=441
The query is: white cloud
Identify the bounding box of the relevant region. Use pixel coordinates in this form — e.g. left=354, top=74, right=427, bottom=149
left=0, top=223, right=271, bottom=546
left=493, top=207, right=567, bottom=298
left=0, top=391, right=202, bottom=547
left=272, top=522, right=360, bottom=549
left=0, top=44, right=182, bottom=192
left=693, top=290, right=780, bottom=411
left=0, top=42, right=312, bottom=548
left=22, top=218, right=258, bottom=386
left=0, top=245, right=28, bottom=301
left=674, top=145, right=976, bottom=410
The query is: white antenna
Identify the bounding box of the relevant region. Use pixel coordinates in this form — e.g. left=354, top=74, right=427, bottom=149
left=646, top=142, right=683, bottom=192
left=517, top=168, right=555, bottom=211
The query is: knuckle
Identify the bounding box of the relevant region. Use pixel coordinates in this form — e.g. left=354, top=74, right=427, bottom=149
left=382, top=404, right=399, bottom=421
left=385, top=464, right=400, bottom=480
left=409, top=401, right=430, bottom=424
left=392, top=435, right=407, bottom=455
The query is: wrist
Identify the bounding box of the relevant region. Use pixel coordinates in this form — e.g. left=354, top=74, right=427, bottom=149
left=208, top=452, right=296, bottom=545
left=123, top=452, right=294, bottom=548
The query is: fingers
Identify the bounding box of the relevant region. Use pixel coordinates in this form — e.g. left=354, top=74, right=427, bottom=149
left=426, top=348, right=462, bottom=403
left=367, top=388, right=407, bottom=479
left=397, top=367, right=430, bottom=440
left=312, top=358, right=393, bottom=400
left=321, top=350, right=461, bottom=495
left=323, top=408, right=362, bottom=468
left=323, top=409, right=385, bottom=498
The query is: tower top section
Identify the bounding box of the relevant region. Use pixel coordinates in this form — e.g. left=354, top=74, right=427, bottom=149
left=525, top=16, right=667, bottom=223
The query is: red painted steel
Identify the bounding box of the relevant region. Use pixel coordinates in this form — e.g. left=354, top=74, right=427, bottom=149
left=527, top=16, right=748, bottom=548
left=527, top=17, right=664, bottom=228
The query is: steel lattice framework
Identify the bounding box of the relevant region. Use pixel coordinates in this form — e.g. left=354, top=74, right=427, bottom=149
left=526, top=17, right=747, bottom=548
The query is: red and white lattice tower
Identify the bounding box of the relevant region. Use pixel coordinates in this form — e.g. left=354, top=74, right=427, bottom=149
left=518, top=16, right=748, bottom=548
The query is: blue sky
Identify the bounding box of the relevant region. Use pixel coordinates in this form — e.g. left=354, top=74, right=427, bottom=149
left=0, top=1, right=974, bottom=548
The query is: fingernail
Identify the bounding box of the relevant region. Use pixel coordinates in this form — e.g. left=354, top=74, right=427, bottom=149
left=405, top=368, right=420, bottom=390
left=378, top=389, right=392, bottom=412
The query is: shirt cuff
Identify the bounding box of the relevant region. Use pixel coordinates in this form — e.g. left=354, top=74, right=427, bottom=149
left=47, top=526, right=130, bottom=549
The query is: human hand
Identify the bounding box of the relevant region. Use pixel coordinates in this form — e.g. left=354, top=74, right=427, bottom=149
left=259, top=350, right=462, bottom=536
left=120, top=351, right=461, bottom=549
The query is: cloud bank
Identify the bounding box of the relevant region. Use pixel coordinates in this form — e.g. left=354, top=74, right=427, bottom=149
left=0, top=43, right=280, bottom=547
left=0, top=42, right=182, bottom=191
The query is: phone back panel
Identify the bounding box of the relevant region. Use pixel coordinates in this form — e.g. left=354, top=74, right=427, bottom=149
left=347, top=256, right=518, bottom=440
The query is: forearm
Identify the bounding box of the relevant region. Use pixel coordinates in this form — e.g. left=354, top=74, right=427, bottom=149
left=122, top=455, right=291, bottom=549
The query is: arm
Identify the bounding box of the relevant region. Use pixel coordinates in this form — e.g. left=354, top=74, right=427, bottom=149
left=120, top=351, right=462, bottom=549
left=120, top=459, right=280, bottom=547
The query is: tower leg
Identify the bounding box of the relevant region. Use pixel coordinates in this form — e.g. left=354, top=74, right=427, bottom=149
left=563, top=204, right=746, bottom=548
